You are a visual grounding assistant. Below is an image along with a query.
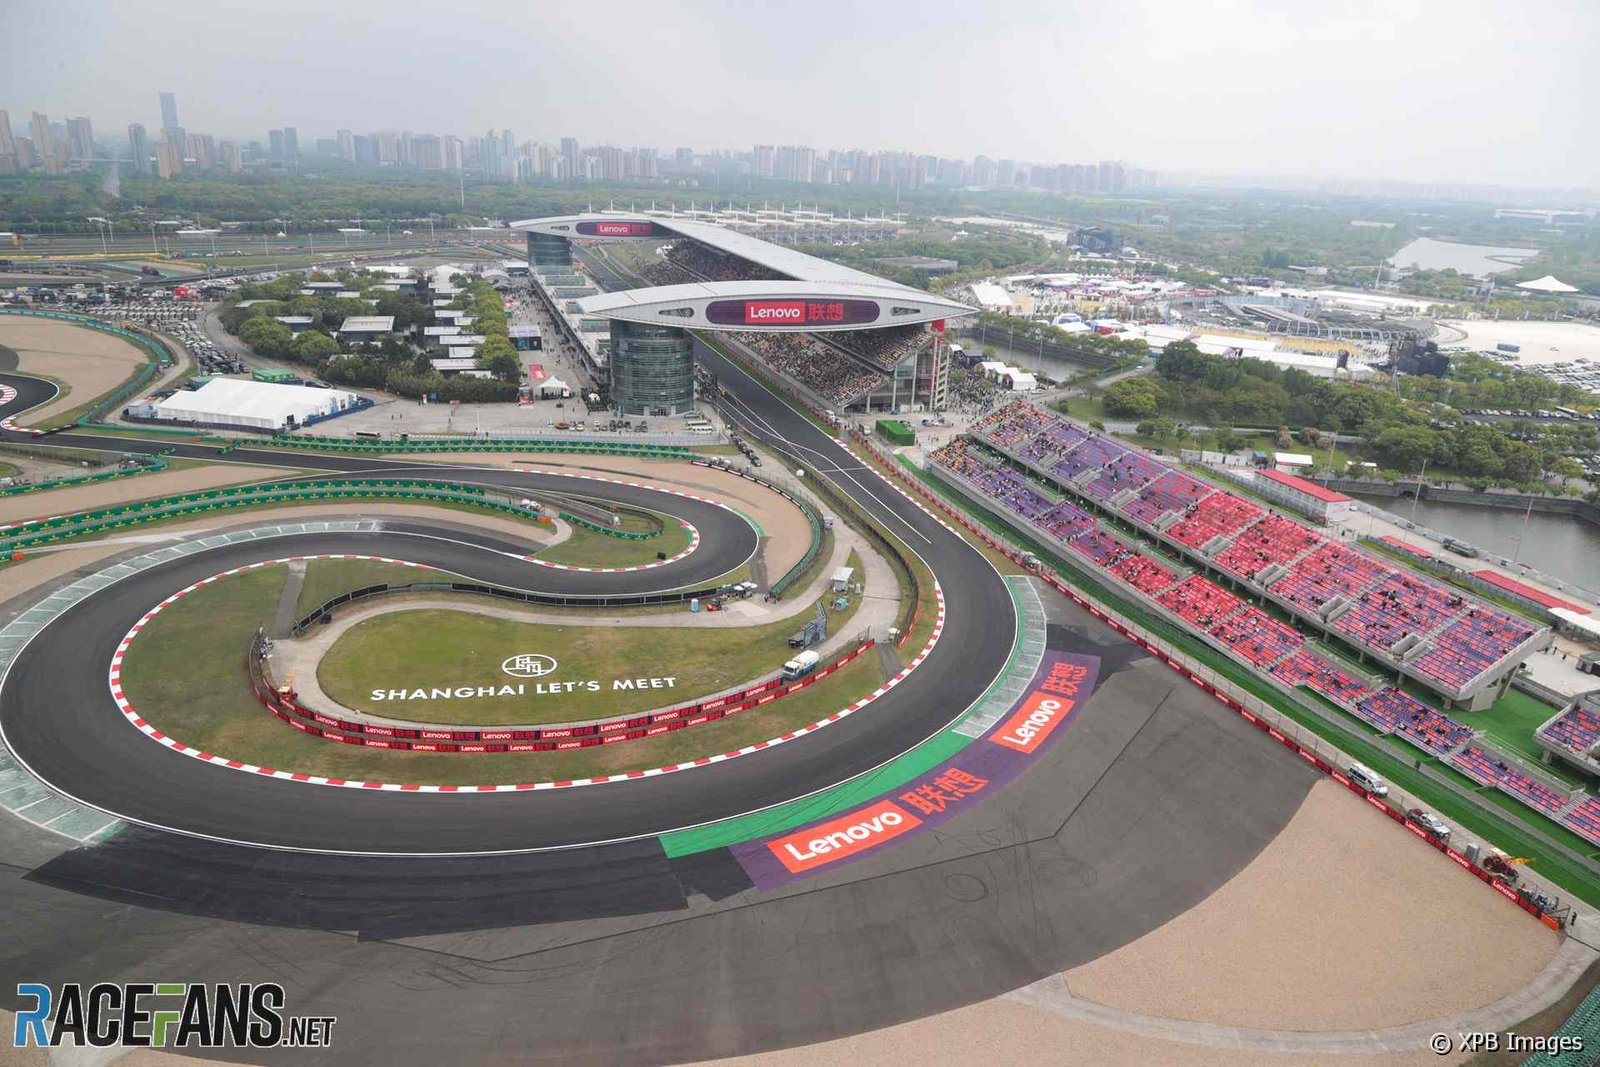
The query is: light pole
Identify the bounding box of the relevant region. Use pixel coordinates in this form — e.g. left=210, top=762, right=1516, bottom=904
left=1509, top=495, right=1536, bottom=567
left=1409, top=458, right=1427, bottom=525
left=87, top=217, right=108, bottom=254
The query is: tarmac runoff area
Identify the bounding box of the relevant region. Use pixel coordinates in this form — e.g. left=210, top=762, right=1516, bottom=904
left=708, top=781, right=1570, bottom=1066
left=0, top=316, right=152, bottom=426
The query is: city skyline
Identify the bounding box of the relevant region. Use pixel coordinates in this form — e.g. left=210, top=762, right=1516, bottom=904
left=0, top=94, right=1158, bottom=196
left=2, top=0, right=1595, bottom=191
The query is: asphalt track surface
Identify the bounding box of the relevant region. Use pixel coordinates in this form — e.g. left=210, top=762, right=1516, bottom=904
left=0, top=367, right=1017, bottom=855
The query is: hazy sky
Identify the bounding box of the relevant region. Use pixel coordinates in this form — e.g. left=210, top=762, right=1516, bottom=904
left=4, top=0, right=1595, bottom=189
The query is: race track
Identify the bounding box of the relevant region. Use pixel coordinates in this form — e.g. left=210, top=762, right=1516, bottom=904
left=0, top=340, right=1319, bottom=1064
left=0, top=372, right=1017, bottom=854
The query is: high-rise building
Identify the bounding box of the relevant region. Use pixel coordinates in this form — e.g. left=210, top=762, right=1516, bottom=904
left=283, top=127, right=299, bottom=168
left=560, top=137, right=578, bottom=181
left=155, top=139, right=182, bottom=180
left=268, top=128, right=285, bottom=162
left=161, top=126, right=185, bottom=166
left=336, top=129, right=354, bottom=161
left=0, top=110, right=17, bottom=174
left=31, top=112, right=61, bottom=173
left=159, top=92, right=179, bottom=130
left=753, top=144, right=775, bottom=177
left=442, top=135, right=463, bottom=171
left=66, top=117, right=94, bottom=162
left=127, top=123, right=150, bottom=174
left=220, top=140, right=241, bottom=173
left=413, top=134, right=442, bottom=170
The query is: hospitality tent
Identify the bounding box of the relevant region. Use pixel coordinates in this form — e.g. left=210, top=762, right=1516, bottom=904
left=152, top=379, right=360, bottom=432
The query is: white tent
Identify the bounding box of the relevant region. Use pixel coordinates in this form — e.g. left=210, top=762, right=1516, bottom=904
left=539, top=376, right=572, bottom=398
left=1516, top=275, right=1580, bottom=294
left=153, top=379, right=359, bottom=431
left=969, top=283, right=1014, bottom=311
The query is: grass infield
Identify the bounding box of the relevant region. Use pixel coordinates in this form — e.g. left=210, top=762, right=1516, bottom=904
left=119, top=555, right=889, bottom=786
left=536, top=507, right=691, bottom=568
left=318, top=554, right=863, bottom=726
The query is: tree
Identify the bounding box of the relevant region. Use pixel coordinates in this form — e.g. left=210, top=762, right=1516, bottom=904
left=476, top=336, right=521, bottom=382
left=1210, top=426, right=1245, bottom=454
left=293, top=330, right=339, bottom=362
left=1458, top=443, right=1503, bottom=478
left=1103, top=377, right=1160, bottom=418
left=1371, top=425, right=1440, bottom=474
left=237, top=318, right=294, bottom=360
left=1500, top=440, right=1543, bottom=484
left=1550, top=457, right=1586, bottom=484
left=1136, top=417, right=1179, bottom=440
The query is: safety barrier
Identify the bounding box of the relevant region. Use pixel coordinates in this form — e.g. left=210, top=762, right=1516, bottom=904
left=807, top=464, right=920, bottom=644
left=0, top=458, right=167, bottom=497
left=248, top=633, right=874, bottom=753
left=262, top=434, right=695, bottom=459
left=692, top=459, right=828, bottom=601
left=1518, top=982, right=1600, bottom=1066
left=859, top=436, right=1571, bottom=930
left=557, top=510, right=663, bottom=540
left=0, top=309, right=168, bottom=425
left=0, top=478, right=525, bottom=553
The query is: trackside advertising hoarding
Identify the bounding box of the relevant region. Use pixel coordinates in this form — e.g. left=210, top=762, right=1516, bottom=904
left=731, top=651, right=1101, bottom=889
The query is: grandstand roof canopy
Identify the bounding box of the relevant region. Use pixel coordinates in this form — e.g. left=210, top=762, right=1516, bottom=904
left=513, top=213, right=975, bottom=333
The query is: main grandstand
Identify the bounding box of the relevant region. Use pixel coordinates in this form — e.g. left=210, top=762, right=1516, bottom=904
left=512, top=214, right=972, bottom=414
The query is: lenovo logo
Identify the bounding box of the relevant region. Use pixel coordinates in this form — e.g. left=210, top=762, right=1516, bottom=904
left=595, top=222, right=644, bottom=236
left=989, top=692, right=1074, bottom=754
left=767, top=800, right=922, bottom=873
left=744, top=300, right=805, bottom=324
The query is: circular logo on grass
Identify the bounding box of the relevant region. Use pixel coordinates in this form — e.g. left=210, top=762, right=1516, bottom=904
left=501, top=653, right=558, bottom=679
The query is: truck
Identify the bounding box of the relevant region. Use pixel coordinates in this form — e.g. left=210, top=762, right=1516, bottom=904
left=781, top=650, right=820, bottom=680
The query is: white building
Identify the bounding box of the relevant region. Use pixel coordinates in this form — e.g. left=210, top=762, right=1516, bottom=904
left=149, top=379, right=361, bottom=432
left=1253, top=468, right=1353, bottom=523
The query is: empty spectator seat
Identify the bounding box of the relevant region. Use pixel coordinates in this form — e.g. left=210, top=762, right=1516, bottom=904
left=1166, top=492, right=1264, bottom=549
left=1156, top=575, right=1245, bottom=628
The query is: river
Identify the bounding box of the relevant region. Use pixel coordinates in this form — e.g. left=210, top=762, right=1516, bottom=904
left=1351, top=493, right=1600, bottom=591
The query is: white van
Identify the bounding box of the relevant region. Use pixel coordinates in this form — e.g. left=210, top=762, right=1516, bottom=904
left=1346, top=762, right=1389, bottom=797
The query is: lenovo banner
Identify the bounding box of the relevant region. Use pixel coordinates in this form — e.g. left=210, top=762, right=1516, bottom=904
left=574, top=220, right=662, bottom=238
left=731, top=651, right=1101, bottom=888
left=704, top=298, right=881, bottom=328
